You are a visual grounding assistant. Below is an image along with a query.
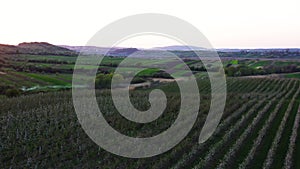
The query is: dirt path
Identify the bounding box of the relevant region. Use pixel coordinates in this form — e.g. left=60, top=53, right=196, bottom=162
left=151, top=78, right=185, bottom=83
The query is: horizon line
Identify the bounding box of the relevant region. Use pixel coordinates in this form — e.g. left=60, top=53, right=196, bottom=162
left=1, top=42, right=300, bottom=50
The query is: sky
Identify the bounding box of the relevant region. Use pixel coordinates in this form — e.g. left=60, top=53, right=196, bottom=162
left=0, top=0, right=299, bottom=49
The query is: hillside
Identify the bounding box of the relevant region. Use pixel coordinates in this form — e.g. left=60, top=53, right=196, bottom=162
left=61, top=45, right=115, bottom=55
left=0, top=42, right=78, bottom=56
left=61, top=45, right=138, bottom=56
left=151, top=45, right=207, bottom=51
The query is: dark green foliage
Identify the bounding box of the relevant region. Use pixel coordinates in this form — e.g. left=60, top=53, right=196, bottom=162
left=131, top=77, right=146, bottom=84
left=95, top=73, right=124, bottom=89
left=225, top=65, right=264, bottom=76
left=5, top=88, right=21, bottom=97
left=95, top=73, right=114, bottom=89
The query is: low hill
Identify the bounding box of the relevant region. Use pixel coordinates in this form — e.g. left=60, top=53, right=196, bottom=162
left=151, top=45, right=207, bottom=51
left=0, top=44, right=19, bottom=54
left=61, top=45, right=138, bottom=56
left=108, top=48, right=139, bottom=56
left=60, top=45, right=114, bottom=55
left=0, top=42, right=78, bottom=56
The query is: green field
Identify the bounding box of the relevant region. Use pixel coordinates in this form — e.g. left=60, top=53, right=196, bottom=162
left=248, top=60, right=273, bottom=68
left=284, top=73, right=300, bottom=79
left=1, top=54, right=211, bottom=94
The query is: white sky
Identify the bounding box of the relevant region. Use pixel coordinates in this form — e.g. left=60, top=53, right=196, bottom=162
left=0, top=0, right=299, bottom=48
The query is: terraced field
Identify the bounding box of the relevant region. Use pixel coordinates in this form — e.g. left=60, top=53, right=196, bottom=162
left=1, top=77, right=299, bottom=168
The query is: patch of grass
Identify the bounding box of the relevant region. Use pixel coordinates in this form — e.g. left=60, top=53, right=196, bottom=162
left=273, top=61, right=300, bottom=66
left=248, top=60, right=273, bottom=68
left=22, top=73, right=71, bottom=86
left=137, top=68, right=160, bottom=76
left=284, top=73, right=300, bottom=79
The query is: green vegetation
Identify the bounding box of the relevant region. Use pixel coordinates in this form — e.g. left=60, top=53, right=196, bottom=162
left=225, top=59, right=300, bottom=77
left=95, top=73, right=124, bottom=88
left=248, top=60, right=272, bottom=68
left=284, top=73, right=300, bottom=79
left=1, top=77, right=300, bottom=168
left=23, top=73, right=70, bottom=86
left=231, top=60, right=238, bottom=65
left=5, top=88, right=21, bottom=97
left=2, top=51, right=300, bottom=168
left=3, top=51, right=300, bottom=93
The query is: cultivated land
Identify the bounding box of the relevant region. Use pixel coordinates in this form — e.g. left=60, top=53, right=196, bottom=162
left=1, top=43, right=300, bottom=168
left=1, top=78, right=300, bottom=168
left=3, top=53, right=300, bottom=92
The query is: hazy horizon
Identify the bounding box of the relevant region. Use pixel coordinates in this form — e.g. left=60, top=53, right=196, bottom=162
left=2, top=41, right=300, bottom=50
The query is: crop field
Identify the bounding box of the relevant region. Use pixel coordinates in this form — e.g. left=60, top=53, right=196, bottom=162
left=0, top=72, right=72, bottom=88
left=2, top=2, right=300, bottom=168
left=3, top=53, right=300, bottom=94
left=1, top=77, right=300, bottom=168
left=1, top=52, right=300, bottom=168
left=2, top=55, right=199, bottom=89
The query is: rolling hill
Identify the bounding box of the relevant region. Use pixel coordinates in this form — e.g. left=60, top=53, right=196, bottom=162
left=0, top=42, right=78, bottom=56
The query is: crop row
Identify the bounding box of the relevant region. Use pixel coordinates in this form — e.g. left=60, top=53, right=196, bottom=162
left=263, top=86, right=300, bottom=168
left=203, top=81, right=294, bottom=169
left=284, top=107, right=300, bottom=169
left=238, top=81, right=297, bottom=169
left=171, top=79, right=291, bottom=169
left=215, top=86, right=292, bottom=168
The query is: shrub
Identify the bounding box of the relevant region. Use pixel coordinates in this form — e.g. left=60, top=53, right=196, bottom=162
left=95, top=73, right=124, bottom=89
left=5, top=88, right=21, bottom=97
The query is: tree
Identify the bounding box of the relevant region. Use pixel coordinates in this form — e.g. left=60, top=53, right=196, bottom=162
left=226, top=66, right=236, bottom=77
left=95, top=73, right=124, bottom=89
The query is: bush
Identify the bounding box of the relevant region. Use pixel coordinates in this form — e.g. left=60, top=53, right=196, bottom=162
left=131, top=77, right=146, bottom=84
left=95, top=73, right=124, bottom=89
left=5, top=88, right=21, bottom=98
